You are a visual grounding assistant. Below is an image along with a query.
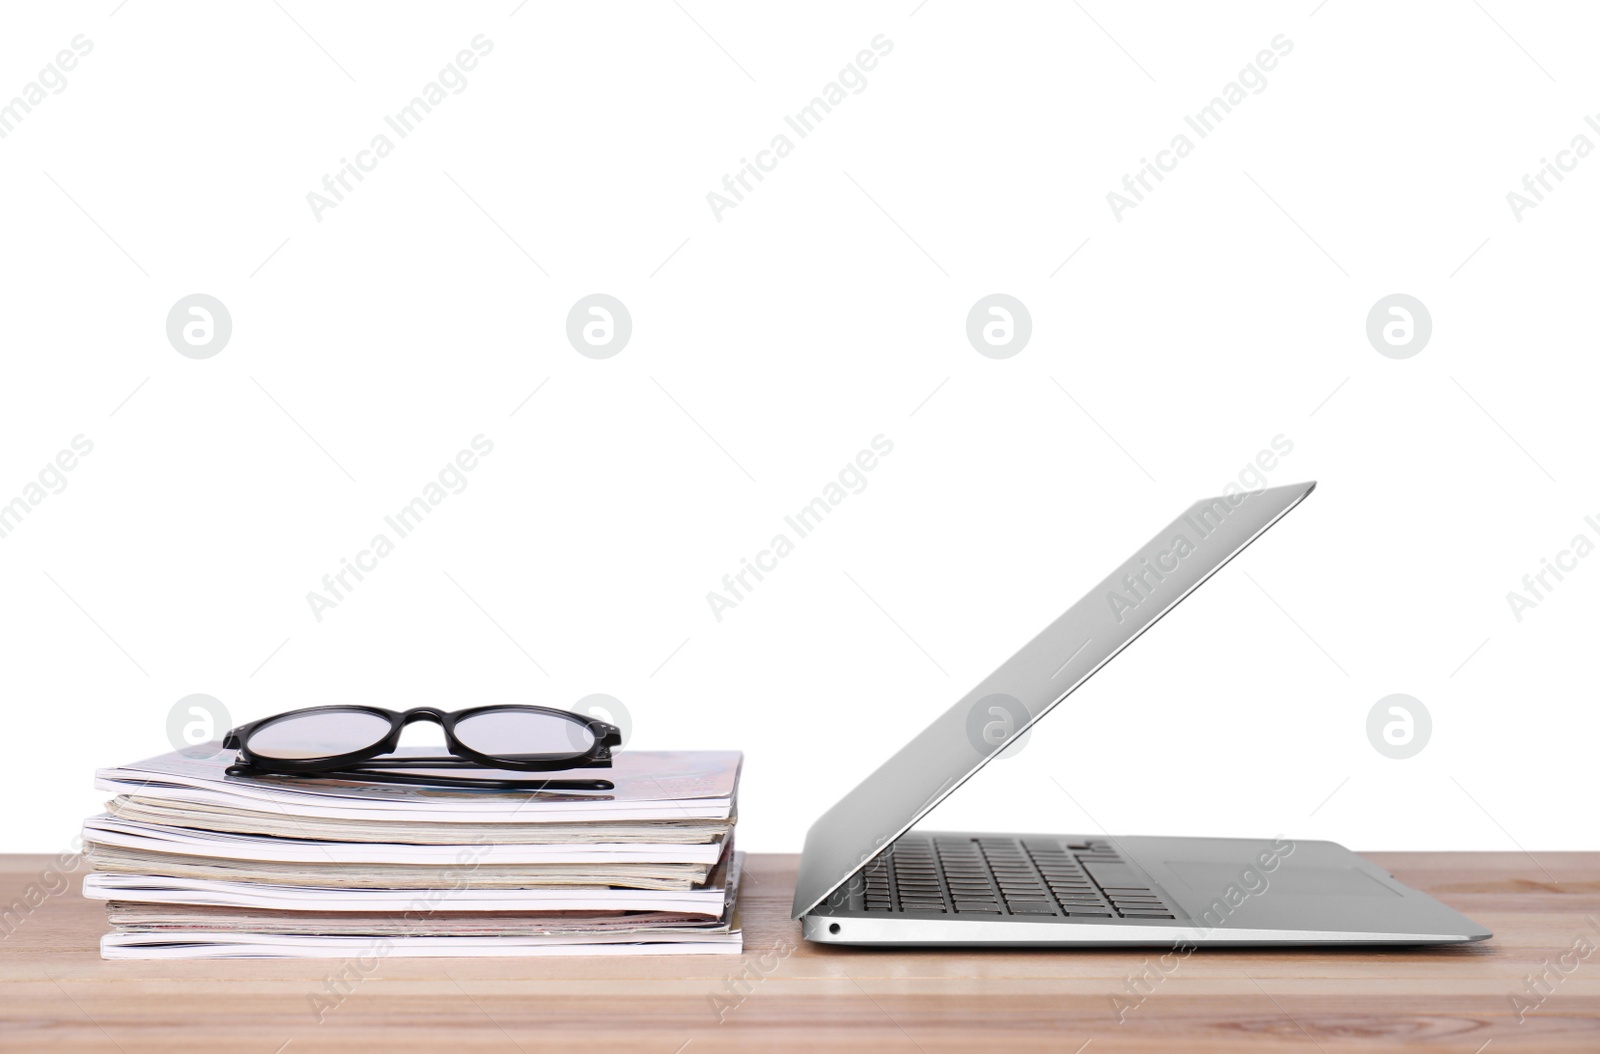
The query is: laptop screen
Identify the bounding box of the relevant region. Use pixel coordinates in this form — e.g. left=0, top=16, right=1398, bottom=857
left=791, top=481, right=1317, bottom=918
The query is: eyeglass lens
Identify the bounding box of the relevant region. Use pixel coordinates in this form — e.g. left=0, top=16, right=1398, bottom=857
left=452, top=709, right=597, bottom=757
left=245, top=709, right=393, bottom=760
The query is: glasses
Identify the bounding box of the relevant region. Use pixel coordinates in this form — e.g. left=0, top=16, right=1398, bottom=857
left=222, top=705, right=621, bottom=784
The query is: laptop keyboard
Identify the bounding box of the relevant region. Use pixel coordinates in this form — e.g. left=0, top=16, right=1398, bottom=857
left=858, top=835, right=1176, bottom=919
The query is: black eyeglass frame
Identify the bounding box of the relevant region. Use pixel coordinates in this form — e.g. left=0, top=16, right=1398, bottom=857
left=222, top=704, right=621, bottom=775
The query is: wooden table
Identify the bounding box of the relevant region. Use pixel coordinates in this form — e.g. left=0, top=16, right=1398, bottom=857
left=2, top=852, right=1598, bottom=1052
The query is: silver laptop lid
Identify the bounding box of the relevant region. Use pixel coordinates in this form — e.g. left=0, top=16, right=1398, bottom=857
left=792, top=481, right=1317, bottom=918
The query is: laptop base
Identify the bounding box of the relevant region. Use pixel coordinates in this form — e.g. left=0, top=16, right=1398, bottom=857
left=802, top=831, right=1491, bottom=947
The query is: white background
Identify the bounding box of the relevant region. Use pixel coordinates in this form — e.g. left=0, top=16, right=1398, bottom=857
left=1, top=2, right=1594, bottom=855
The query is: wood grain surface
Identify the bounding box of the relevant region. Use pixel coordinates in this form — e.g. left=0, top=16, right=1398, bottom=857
left=1, top=852, right=1597, bottom=1052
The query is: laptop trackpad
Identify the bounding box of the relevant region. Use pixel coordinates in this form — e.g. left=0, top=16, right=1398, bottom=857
left=1165, top=860, right=1402, bottom=898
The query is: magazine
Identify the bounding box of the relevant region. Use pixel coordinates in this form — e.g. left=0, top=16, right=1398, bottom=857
left=83, top=747, right=745, bottom=957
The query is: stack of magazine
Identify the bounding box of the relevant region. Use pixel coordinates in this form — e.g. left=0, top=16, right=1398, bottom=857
left=80, top=748, right=743, bottom=959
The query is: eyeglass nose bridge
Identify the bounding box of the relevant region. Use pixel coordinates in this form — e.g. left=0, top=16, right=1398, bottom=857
left=396, top=707, right=450, bottom=726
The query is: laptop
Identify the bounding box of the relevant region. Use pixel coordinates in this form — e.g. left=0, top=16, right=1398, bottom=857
left=793, top=481, right=1490, bottom=946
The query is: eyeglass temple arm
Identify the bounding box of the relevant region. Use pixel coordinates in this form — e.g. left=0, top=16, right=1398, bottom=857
left=347, top=755, right=613, bottom=769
